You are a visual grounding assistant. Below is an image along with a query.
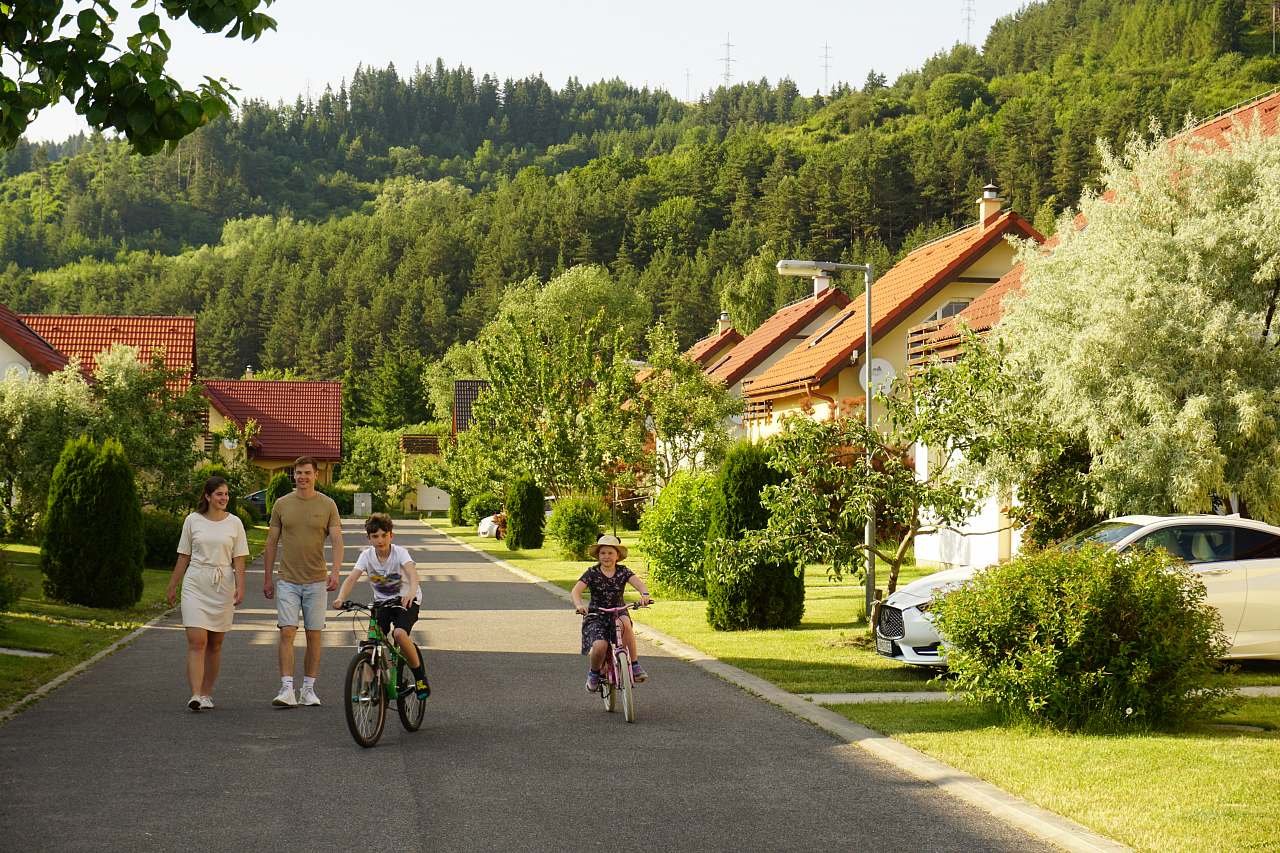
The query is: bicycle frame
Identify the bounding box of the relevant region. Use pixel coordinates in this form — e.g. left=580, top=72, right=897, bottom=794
left=592, top=602, right=648, bottom=689
left=347, top=603, right=416, bottom=701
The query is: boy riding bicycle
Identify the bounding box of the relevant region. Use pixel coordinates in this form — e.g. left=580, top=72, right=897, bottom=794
left=572, top=534, right=652, bottom=692
left=333, top=514, right=429, bottom=698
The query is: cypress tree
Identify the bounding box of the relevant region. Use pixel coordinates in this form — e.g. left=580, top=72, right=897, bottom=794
left=266, top=472, right=293, bottom=515
left=504, top=475, right=545, bottom=551
left=42, top=435, right=145, bottom=608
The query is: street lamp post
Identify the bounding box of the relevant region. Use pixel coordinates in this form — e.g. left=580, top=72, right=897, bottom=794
left=776, top=259, right=877, bottom=622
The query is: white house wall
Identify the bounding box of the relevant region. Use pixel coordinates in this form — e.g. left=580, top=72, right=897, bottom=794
left=913, top=442, right=1020, bottom=571
left=0, top=339, right=33, bottom=379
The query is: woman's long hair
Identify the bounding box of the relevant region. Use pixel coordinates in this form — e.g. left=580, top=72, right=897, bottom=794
left=197, top=476, right=230, bottom=514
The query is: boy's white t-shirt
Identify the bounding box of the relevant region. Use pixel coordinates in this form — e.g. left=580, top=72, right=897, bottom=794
left=354, top=544, right=422, bottom=605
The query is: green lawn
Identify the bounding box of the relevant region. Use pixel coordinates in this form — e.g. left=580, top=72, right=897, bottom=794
left=428, top=520, right=942, bottom=693
left=0, top=522, right=269, bottom=710
left=835, top=698, right=1280, bottom=852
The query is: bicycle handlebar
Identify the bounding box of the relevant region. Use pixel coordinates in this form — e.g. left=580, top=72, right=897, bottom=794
left=583, top=601, right=653, bottom=615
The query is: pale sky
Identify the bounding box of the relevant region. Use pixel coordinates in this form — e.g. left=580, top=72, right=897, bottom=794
left=26, top=0, right=1030, bottom=143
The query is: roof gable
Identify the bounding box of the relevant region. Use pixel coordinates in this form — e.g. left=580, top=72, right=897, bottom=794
left=707, top=287, right=851, bottom=388
left=20, top=314, right=196, bottom=390
left=744, top=211, right=1041, bottom=398
left=204, top=380, right=343, bottom=461
left=0, top=304, right=68, bottom=375
left=685, top=326, right=743, bottom=367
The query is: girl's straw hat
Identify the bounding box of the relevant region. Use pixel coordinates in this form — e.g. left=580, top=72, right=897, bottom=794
left=588, top=534, right=628, bottom=561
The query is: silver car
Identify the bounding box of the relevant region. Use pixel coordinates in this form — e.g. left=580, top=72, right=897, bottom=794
left=874, top=515, right=1280, bottom=667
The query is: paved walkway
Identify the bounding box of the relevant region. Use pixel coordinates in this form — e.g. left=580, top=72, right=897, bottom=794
left=0, top=520, right=1047, bottom=852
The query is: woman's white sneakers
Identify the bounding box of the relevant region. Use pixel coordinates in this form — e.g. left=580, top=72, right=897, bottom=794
left=198, top=696, right=214, bottom=710
left=187, top=695, right=202, bottom=712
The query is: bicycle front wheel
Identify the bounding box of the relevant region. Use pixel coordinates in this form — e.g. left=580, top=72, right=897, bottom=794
left=600, top=655, right=617, bottom=713
left=617, top=650, right=636, bottom=723
left=396, top=644, right=426, bottom=732
left=344, top=651, right=386, bottom=748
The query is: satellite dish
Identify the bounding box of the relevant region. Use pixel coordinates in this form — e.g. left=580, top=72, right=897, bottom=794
left=859, top=358, right=897, bottom=394
left=221, top=437, right=239, bottom=450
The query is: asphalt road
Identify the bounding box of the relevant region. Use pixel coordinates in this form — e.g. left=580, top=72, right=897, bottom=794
left=0, top=520, right=1046, bottom=852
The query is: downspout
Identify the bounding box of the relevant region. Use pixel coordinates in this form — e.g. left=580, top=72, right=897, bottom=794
left=804, top=382, right=836, bottom=419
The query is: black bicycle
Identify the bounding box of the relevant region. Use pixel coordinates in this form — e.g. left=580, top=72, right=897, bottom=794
left=337, top=601, right=427, bottom=748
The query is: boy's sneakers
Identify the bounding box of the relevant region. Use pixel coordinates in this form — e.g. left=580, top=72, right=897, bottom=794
left=272, top=685, right=298, bottom=708
left=198, top=695, right=214, bottom=710
left=415, top=678, right=430, bottom=699
left=187, top=695, right=202, bottom=712
left=585, top=669, right=602, bottom=692
left=631, top=661, right=648, bottom=683
left=298, top=684, right=322, bottom=706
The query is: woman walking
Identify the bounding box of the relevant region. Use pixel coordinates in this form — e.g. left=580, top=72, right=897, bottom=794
left=166, top=476, right=249, bottom=711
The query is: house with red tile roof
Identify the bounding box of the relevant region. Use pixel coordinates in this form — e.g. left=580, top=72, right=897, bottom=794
left=20, top=313, right=196, bottom=391
left=0, top=304, right=69, bottom=378
left=685, top=315, right=743, bottom=369
left=204, top=380, right=343, bottom=483
left=741, top=191, right=1042, bottom=440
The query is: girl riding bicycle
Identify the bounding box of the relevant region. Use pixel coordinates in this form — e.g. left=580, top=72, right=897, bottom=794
left=572, top=534, right=652, bottom=692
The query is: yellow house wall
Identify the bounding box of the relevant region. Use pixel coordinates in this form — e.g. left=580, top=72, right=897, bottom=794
left=205, top=403, right=334, bottom=484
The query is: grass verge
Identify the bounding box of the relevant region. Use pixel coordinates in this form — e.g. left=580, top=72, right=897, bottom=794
left=0, top=522, right=269, bottom=710
left=835, top=698, right=1280, bottom=852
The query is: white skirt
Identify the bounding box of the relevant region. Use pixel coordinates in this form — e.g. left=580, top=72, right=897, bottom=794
left=181, top=564, right=235, bottom=633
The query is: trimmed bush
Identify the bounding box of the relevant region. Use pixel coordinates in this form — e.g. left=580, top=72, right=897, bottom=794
left=705, top=537, right=804, bottom=630
left=141, top=510, right=186, bottom=568
left=234, top=504, right=256, bottom=533
left=318, top=482, right=356, bottom=515
left=504, top=476, right=545, bottom=551
left=640, top=470, right=716, bottom=597
left=703, top=441, right=782, bottom=576
left=463, top=492, right=502, bottom=527
left=933, top=545, right=1232, bottom=731
left=0, top=550, right=25, bottom=613
left=42, top=435, right=145, bottom=608
left=192, top=462, right=239, bottom=512
left=265, top=472, right=293, bottom=516
left=547, top=495, right=607, bottom=560
left=448, top=488, right=466, bottom=526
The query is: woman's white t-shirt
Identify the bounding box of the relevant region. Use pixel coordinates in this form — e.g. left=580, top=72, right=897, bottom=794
left=178, top=512, right=249, bottom=570
left=354, top=544, right=422, bottom=604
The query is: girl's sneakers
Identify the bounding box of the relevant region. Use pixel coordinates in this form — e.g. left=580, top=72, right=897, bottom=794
left=585, top=669, right=602, bottom=692
left=630, top=661, right=648, bottom=683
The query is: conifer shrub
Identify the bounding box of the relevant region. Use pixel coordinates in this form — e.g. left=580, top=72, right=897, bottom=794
left=639, top=470, right=716, bottom=597
left=265, top=472, right=293, bottom=515
left=192, top=462, right=239, bottom=514
left=703, top=441, right=782, bottom=572
left=705, top=537, right=804, bottom=630
left=42, top=435, right=145, bottom=608
left=234, top=504, right=256, bottom=533
left=504, top=475, right=545, bottom=551
left=141, top=510, right=186, bottom=567
left=448, top=489, right=466, bottom=526
left=463, top=492, right=502, bottom=526
left=546, top=495, right=607, bottom=560
left=933, top=545, right=1232, bottom=731
left=318, top=481, right=356, bottom=515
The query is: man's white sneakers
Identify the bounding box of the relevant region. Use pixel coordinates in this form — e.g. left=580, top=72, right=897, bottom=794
left=298, top=685, right=322, bottom=706
left=272, top=685, right=299, bottom=708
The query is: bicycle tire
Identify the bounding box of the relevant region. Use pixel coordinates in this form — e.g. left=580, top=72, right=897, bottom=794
left=396, top=644, right=427, bottom=732
left=600, top=654, right=617, bottom=713
left=344, top=651, right=386, bottom=748
left=617, top=649, right=636, bottom=723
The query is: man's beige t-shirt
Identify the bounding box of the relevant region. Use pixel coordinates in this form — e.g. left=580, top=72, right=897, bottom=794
left=269, top=492, right=341, bottom=583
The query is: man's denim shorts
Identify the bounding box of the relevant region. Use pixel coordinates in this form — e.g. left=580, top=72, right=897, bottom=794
left=276, top=579, right=326, bottom=630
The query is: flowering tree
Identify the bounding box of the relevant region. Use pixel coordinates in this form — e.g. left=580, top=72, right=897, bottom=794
left=998, top=124, right=1280, bottom=520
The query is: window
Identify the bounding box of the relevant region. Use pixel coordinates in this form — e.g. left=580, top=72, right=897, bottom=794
left=1058, top=521, right=1141, bottom=551
left=925, top=299, right=972, bottom=323
left=1133, top=525, right=1234, bottom=564
left=1234, top=528, right=1280, bottom=560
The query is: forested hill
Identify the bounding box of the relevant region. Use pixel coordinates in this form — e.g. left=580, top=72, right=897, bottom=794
left=0, top=0, right=1278, bottom=429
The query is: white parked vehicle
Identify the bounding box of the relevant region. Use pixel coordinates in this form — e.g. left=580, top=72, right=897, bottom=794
left=874, top=515, right=1280, bottom=667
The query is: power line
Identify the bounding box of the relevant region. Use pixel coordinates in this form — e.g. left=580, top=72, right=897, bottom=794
left=720, top=33, right=735, bottom=88
left=962, top=0, right=976, bottom=45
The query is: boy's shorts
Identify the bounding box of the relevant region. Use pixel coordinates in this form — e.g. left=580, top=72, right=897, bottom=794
left=374, top=600, right=420, bottom=636
left=276, top=580, right=327, bottom=630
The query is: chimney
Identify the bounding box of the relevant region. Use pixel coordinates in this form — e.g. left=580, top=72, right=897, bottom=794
left=243, top=364, right=254, bottom=380
left=813, top=274, right=832, bottom=297
left=978, top=183, right=1002, bottom=225
left=717, top=311, right=732, bottom=333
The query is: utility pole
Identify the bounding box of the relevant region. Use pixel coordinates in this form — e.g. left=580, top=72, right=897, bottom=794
left=821, top=42, right=832, bottom=94
left=720, top=33, right=735, bottom=88
left=685, top=67, right=691, bottom=101
left=962, top=0, right=976, bottom=45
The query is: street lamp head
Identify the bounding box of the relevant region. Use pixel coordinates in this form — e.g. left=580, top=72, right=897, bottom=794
left=776, top=259, right=867, bottom=277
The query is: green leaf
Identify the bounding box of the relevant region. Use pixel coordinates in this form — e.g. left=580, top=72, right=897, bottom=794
left=77, top=9, right=98, bottom=33
left=126, top=105, right=153, bottom=133
left=139, top=12, right=159, bottom=34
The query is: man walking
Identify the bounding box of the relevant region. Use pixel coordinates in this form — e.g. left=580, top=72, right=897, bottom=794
left=263, top=457, right=343, bottom=707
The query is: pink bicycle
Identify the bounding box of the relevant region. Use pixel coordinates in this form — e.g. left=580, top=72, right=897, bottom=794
left=585, top=601, right=650, bottom=723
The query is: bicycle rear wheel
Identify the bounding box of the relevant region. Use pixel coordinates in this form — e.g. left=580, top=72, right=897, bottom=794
left=396, top=644, right=426, bottom=732
left=344, top=651, right=386, bottom=748
left=617, top=650, right=636, bottom=723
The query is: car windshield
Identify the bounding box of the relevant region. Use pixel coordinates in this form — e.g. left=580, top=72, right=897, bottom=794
left=1056, top=521, right=1142, bottom=551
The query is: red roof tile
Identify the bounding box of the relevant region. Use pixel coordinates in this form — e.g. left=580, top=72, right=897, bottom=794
left=20, top=314, right=195, bottom=390
left=745, top=211, right=1041, bottom=399
left=685, top=326, right=743, bottom=367
left=204, top=380, right=343, bottom=461
left=707, top=287, right=851, bottom=388
left=0, top=304, right=68, bottom=375
left=939, top=88, right=1280, bottom=338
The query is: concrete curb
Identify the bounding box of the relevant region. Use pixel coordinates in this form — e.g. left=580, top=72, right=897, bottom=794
left=0, top=606, right=176, bottom=726
left=439, top=529, right=1130, bottom=853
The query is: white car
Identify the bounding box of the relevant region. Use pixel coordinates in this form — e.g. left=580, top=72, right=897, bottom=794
left=874, top=515, right=1280, bottom=667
